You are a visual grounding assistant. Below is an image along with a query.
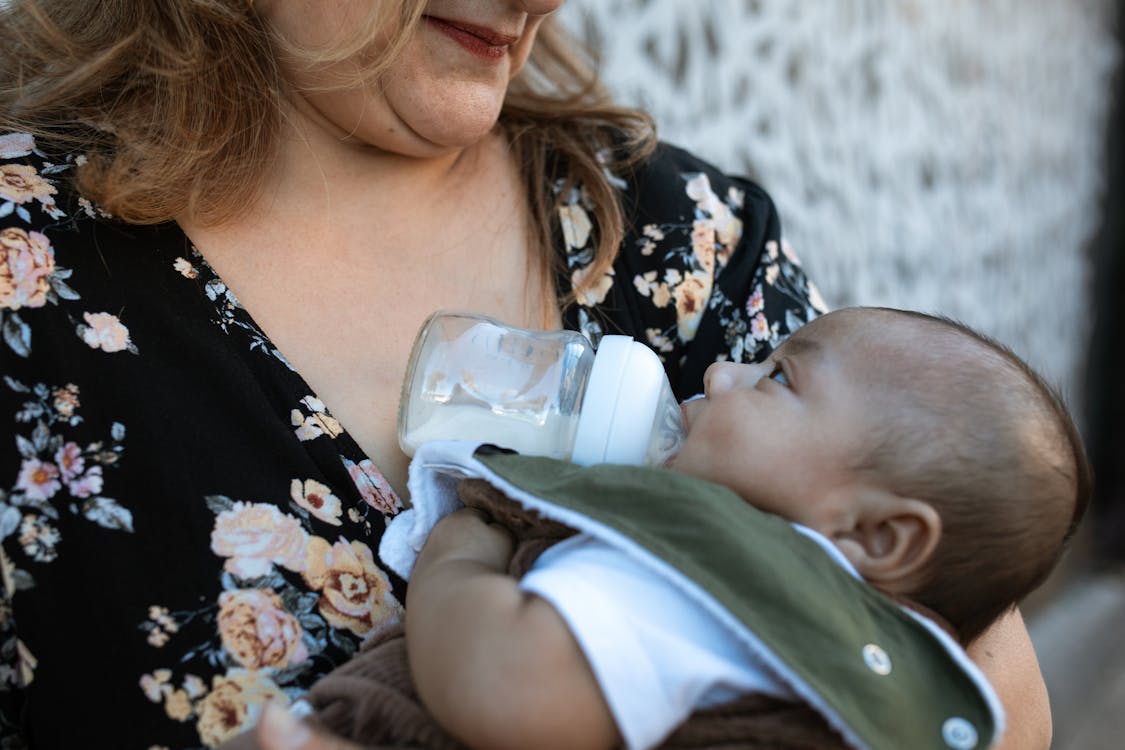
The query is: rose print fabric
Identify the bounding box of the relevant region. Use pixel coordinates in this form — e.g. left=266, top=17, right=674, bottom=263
left=0, top=135, right=824, bottom=748
left=558, top=143, right=826, bottom=399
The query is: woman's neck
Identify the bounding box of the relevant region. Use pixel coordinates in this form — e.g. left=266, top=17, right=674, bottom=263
left=262, top=103, right=493, bottom=220
left=181, top=98, right=510, bottom=267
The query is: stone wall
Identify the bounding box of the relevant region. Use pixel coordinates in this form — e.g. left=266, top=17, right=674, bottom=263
left=559, top=0, right=1119, bottom=408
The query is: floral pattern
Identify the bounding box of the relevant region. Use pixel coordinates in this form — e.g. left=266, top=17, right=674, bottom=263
left=134, top=492, right=402, bottom=745
left=560, top=144, right=826, bottom=397
left=0, top=375, right=130, bottom=692
left=0, top=162, right=62, bottom=222
left=183, top=245, right=294, bottom=371
left=343, top=456, right=402, bottom=517
left=0, top=134, right=823, bottom=747
left=291, top=395, right=344, bottom=442
left=0, top=227, right=80, bottom=357
left=709, top=236, right=829, bottom=365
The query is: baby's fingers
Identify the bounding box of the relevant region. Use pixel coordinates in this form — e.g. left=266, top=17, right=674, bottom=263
left=422, top=508, right=516, bottom=569
left=255, top=703, right=362, bottom=750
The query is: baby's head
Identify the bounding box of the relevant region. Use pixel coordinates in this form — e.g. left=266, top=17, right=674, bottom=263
left=673, top=306, right=1090, bottom=642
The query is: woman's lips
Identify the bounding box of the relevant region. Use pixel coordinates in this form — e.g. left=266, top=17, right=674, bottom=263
left=424, top=16, right=517, bottom=60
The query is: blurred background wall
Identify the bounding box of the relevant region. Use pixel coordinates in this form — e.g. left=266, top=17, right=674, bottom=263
left=560, top=0, right=1115, bottom=404
left=556, top=1, right=1122, bottom=747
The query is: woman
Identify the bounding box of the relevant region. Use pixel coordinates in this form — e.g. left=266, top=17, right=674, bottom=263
left=0, top=1, right=1049, bottom=747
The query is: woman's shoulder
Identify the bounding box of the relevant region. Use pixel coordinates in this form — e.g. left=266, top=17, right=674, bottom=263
left=1, top=133, right=76, bottom=227
left=632, top=141, right=744, bottom=184
left=0, top=132, right=109, bottom=224
left=0, top=132, right=128, bottom=355
left=626, top=140, right=777, bottom=219
left=579, top=138, right=826, bottom=396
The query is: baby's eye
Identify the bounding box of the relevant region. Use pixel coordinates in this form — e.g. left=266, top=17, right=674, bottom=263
left=769, top=364, right=789, bottom=387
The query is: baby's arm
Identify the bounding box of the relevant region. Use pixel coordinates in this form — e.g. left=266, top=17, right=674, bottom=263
left=405, top=508, right=623, bottom=750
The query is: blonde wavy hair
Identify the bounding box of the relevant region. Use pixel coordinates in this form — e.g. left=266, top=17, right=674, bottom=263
left=0, top=0, right=656, bottom=304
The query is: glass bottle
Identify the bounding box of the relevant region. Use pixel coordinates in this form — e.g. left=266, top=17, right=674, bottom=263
left=397, top=311, right=684, bottom=466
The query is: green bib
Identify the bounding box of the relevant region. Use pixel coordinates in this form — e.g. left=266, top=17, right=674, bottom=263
left=470, top=448, right=1001, bottom=750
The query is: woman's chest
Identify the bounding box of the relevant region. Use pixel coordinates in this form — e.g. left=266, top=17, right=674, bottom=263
left=190, top=215, right=553, bottom=497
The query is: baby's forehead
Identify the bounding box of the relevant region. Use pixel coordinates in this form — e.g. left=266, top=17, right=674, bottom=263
left=783, top=308, right=899, bottom=349
left=793, top=308, right=952, bottom=348
left=785, top=309, right=981, bottom=380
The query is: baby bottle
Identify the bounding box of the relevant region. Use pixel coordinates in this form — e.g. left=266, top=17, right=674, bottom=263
left=397, top=311, right=685, bottom=466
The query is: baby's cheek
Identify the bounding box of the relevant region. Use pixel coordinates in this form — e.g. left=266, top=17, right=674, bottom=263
left=708, top=412, right=748, bottom=444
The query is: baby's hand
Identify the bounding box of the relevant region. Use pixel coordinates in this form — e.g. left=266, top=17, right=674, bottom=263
left=252, top=703, right=360, bottom=750
left=417, top=507, right=515, bottom=572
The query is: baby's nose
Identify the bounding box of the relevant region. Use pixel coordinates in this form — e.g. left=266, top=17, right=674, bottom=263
left=703, top=361, right=769, bottom=396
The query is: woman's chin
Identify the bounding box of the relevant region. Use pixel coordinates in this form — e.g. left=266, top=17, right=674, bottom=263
left=384, top=76, right=508, bottom=154
left=406, top=101, right=506, bottom=151
left=418, top=120, right=500, bottom=152
left=344, top=118, right=500, bottom=160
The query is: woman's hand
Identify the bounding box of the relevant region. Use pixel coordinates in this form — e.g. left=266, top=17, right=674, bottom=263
left=254, top=704, right=361, bottom=750
left=967, top=609, right=1052, bottom=750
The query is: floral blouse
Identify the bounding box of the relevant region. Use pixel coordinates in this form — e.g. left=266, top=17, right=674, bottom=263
left=0, top=131, right=826, bottom=749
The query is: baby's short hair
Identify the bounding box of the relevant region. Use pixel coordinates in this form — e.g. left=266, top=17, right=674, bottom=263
left=851, top=309, right=1090, bottom=643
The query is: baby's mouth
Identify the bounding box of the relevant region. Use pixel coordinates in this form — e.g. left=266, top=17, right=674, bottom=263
left=680, top=393, right=705, bottom=432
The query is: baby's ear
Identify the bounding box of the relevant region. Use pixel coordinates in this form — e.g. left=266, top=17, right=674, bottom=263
left=829, top=488, right=941, bottom=590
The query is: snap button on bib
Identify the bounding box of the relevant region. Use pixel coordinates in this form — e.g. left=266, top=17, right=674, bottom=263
left=941, top=717, right=979, bottom=749
left=862, top=643, right=892, bottom=675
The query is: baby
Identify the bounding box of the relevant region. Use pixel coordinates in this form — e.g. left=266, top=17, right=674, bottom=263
left=404, top=306, right=1090, bottom=750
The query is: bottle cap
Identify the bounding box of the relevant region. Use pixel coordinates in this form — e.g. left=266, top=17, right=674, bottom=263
left=571, top=336, right=675, bottom=465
